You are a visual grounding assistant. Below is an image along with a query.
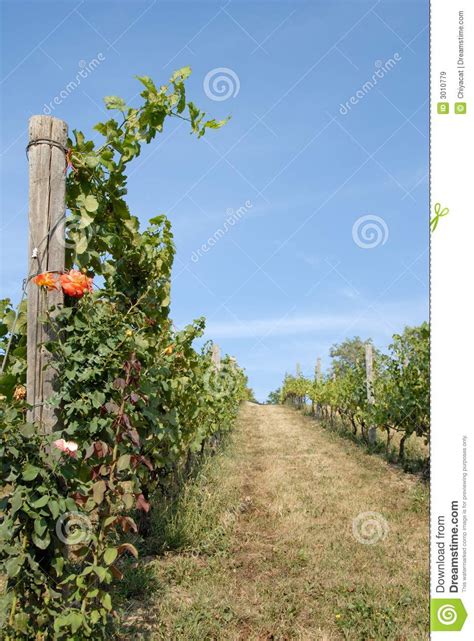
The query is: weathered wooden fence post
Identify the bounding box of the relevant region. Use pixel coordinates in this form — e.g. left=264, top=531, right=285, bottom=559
left=295, top=363, right=303, bottom=408
left=27, top=115, right=67, bottom=433
left=211, top=343, right=221, bottom=370
left=365, top=342, right=377, bottom=444
left=316, top=357, right=321, bottom=381
left=208, top=343, right=222, bottom=452
left=330, top=372, right=336, bottom=425
left=314, top=357, right=322, bottom=417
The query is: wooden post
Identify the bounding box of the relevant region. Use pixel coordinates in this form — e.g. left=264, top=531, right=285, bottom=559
left=365, top=342, right=377, bottom=444
left=27, top=116, right=67, bottom=433
left=330, top=372, right=336, bottom=425
left=209, top=344, right=222, bottom=449
left=296, top=363, right=304, bottom=407
left=211, top=343, right=221, bottom=370
left=314, top=357, right=322, bottom=417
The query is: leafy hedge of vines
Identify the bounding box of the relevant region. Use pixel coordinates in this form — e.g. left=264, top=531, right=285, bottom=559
left=0, top=69, right=250, bottom=640
left=280, top=324, right=429, bottom=463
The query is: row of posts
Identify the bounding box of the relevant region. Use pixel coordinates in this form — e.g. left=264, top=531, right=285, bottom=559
left=298, top=342, right=376, bottom=444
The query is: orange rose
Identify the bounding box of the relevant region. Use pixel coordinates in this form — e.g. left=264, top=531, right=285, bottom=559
left=59, top=270, right=93, bottom=298
left=32, top=272, right=59, bottom=291
left=13, top=385, right=26, bottom=401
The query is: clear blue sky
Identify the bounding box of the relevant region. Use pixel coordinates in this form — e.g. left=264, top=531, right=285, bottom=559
left=0, top=0, right=429, bottom=401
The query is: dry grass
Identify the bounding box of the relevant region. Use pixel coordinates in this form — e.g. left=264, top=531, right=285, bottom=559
left=302, top=405, right=429, bottom=472
left=119, top=402, right=429, bottom=640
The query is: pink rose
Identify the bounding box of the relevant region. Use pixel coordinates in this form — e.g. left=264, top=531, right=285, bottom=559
left=53, top=438, right=79, bottom=458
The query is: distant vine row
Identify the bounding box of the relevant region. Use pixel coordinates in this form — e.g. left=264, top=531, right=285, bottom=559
left=276, top=324, right=429, bottom=464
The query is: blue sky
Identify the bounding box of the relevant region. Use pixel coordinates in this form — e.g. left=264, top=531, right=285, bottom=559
left=0, top=0, right=429, bottom=401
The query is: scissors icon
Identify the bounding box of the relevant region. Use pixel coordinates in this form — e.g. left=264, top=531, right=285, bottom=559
left=430, top=203, right=449, bottom=232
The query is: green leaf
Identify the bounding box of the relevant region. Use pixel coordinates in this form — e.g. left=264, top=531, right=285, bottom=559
left=78, top=210, right=94, bottom=228
left=49, top=500, right=60, bottom=519
left=104, top=95, right=127, bottom=111
left=22, top=464, right=40, bottom=481
left=103, top=515, right=117, bottom=528
left=84, top=154, right=100, bottom=169
left=10, top=491, right=23, bottom=515
left=5, top=555, right=23, bottom=578
left=90, top=610, right=101, bottom=624
left=102, top=592, right=112, bottom=611
left=91, top=390, right=106, bottom=408
left=92, top=565, right=109, bottom=582
left=51, top=555, right=64, bottom=577
left=72, top=233, right=87, bottom=254
left=31, top=495, right=50, bottom=509
left=123, top=493, right=134, bottom=510
left=136, top=76, right=157, bottom=93
left=170, top=66, right=192, bottom=82
left=13, top=612, right=29, bottom=633
left=116, top=454, right=131, bottom=472
left=103, top=547, right=118, bottom=565
left=84, top=195, right=99, bottom=212
left=92, top=479, right=107, bottom=505
left=32, top=530, right=51, bottom=550
left=34, top=517, right=48, bottom=536
left=69, top=612, right=84, bottom=633
left=18, top=423, right=35, bottom=437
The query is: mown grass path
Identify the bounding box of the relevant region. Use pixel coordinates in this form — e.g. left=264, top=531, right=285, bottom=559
left=122, top=402, right=429, bottom=640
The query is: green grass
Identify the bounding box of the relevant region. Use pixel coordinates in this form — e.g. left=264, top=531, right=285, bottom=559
left=114, top=558, right=161, bottom=600
left=116, top=444, right=243, bottom=640
left=145, top=451, right=240, bottom=556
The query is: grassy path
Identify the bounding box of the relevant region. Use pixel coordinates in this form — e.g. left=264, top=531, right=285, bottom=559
left=121, top=402, right=429, bottom=640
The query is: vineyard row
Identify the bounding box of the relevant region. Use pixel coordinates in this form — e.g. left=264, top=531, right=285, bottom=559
left=276, top=323, right=429, bottom=464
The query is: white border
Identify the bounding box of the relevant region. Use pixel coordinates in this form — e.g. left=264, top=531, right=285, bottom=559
left=431, top=0, right=473, bottom=637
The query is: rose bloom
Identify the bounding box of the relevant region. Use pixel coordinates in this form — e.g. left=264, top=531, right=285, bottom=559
left=32, top=272, right=58, bottom=291
left=59, top=270, right=93, bottom=298
left=13, top=385, right=27, bottom=401
left=53, top=438, right=79, bottom=458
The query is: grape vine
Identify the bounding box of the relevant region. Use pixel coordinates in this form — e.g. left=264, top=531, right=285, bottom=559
left=0, top=69, right=250, bottom=640
left=278, top=324, right=429, bottom=467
